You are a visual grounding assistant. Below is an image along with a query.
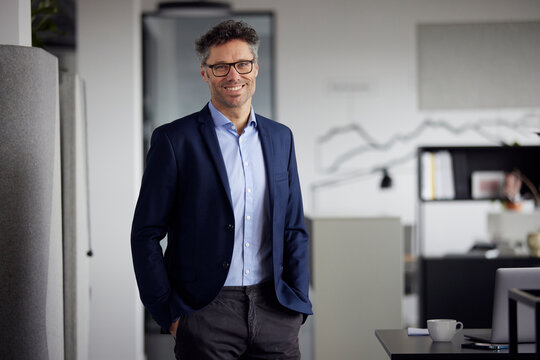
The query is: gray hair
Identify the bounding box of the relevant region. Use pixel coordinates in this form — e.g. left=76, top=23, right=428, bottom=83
left=195, top=20, right=259, bottom=65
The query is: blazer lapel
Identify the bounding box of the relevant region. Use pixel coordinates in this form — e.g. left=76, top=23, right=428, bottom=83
left=257, top=116, right=276, bottom=214
left=197, top=105, right=233, bottom=207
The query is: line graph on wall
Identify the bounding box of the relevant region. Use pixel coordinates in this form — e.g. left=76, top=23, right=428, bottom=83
left=311, top=113, right=540, bottom=192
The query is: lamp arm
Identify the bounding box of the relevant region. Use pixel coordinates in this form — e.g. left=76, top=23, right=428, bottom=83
left=514, top=170, right=540, bottom=207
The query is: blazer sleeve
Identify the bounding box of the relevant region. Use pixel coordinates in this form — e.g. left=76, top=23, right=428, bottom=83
left=130, top=126, right=192, bottom=330
left=282, top=131, right=311, bottom=305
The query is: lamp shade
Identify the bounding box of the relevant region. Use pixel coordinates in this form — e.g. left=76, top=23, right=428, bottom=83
left=380, top=168, right=393, bottom=189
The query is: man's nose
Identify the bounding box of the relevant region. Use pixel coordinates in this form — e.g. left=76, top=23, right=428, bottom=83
left=226, top=66, right=241, bottom=80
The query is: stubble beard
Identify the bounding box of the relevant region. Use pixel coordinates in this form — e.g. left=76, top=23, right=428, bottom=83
left=213, top=80, right=256, bottom=110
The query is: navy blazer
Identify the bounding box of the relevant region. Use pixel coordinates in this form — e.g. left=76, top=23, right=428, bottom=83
left=131, top=105, right=312, bottom=330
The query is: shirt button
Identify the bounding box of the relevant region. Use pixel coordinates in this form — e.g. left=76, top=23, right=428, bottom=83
left=247, top=188, right=252, bottom=193
left=244, top=161, right=248, bottom=166
left=245, top=242, right=250, bottom=247
left=245, top=269, right=250, bottom=275
left=246, top=215, right=251, bottom=220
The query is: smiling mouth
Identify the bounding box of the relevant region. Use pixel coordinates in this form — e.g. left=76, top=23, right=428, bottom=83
left=224, top=84, right=245, bottom=91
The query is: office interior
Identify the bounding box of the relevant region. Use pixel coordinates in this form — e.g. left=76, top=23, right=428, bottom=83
left=1, top=0, right=540, bottom=359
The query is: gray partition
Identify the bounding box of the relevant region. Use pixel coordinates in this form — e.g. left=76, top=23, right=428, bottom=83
left=60, top=73, right=90, bottom=360
left=0, top=45, right=64, bottom=360
left=308, top=217, right=403, bottom=360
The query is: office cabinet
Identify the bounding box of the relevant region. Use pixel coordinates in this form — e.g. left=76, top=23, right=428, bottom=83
left=418, top=256, right=540, bottom=328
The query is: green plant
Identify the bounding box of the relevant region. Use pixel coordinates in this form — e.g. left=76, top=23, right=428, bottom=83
left=31, top=0, right=60, bottom=48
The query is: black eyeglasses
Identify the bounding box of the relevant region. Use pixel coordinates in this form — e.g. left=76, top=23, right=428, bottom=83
left=205, top=60, right=255, bottom=77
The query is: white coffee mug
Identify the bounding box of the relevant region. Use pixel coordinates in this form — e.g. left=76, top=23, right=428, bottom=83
left=427, top=319, right=464, bottom=342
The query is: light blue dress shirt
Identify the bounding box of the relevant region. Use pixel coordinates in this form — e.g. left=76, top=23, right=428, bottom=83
left=209, top=102, right=271, bottom=286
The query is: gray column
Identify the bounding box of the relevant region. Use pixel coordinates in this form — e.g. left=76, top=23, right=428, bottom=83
left=0, top=45, right=63, bottom=360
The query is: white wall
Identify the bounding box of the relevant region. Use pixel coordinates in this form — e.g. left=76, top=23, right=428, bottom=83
left=77, top=1, right=144, bottom=359
left=83, top=0, right=539, bottom=357
left=142, top=0, right=540, bottom=221
left=217, top=0, right=540, bottom=222
left=0, top=0, right=30, bottom=46
left=196, top=0, right=540, bottom=254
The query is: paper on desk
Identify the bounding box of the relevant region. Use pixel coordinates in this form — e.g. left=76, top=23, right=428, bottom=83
left=408, top=327, right=429, bottom=336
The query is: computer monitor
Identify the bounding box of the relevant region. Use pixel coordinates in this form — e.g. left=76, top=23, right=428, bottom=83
left=490, top=267, right=540, bottom=343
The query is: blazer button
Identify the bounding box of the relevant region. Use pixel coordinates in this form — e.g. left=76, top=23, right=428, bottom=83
left=227, top=224, right=234, bottom=231
left=222, top=261, right=230, bottom=269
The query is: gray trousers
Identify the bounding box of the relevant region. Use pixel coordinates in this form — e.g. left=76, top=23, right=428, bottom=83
left=174, top=282, right=303, bottom=360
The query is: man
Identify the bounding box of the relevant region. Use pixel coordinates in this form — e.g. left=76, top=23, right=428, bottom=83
left=131, top=20, right=312, bottom=359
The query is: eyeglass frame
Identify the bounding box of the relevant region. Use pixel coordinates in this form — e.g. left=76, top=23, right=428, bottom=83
left=204, top=59, right=256, bottom=77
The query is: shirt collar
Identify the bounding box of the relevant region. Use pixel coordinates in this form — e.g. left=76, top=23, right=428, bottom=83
left=208, top=101, right=257, bottom=130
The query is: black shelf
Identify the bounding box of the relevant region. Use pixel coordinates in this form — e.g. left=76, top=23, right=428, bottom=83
left=417, top=145, right=540, bottom=201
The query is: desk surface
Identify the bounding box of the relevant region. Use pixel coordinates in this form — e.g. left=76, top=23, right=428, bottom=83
left=375, top=329, right=536, bottom=359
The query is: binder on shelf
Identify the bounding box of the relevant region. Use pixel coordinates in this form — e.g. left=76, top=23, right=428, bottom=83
left=451, top=151, right=468, bottom=199
left=421, top=151, right=434, bottom=200
left=420, top=150, right=455, bottom=200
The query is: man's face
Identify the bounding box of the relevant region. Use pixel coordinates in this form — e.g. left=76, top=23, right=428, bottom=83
left=201, top=39, right=258, bottom=111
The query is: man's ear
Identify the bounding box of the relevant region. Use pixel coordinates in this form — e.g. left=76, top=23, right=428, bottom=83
left=254, top=62, right=259, bottom=78
left=201, top=65, right=209, bottom=83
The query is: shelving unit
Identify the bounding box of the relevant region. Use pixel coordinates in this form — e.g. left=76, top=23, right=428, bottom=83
left=415, top=145, right=540, bottom=254
left=417, top=145, right=540, bottom=201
